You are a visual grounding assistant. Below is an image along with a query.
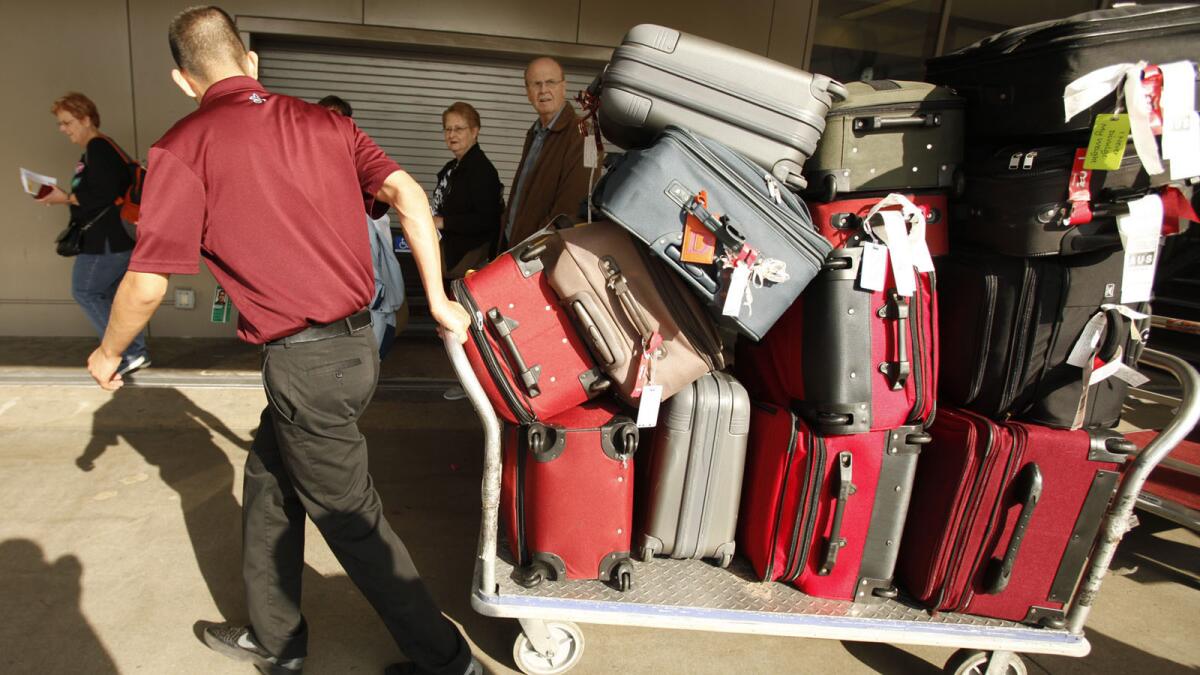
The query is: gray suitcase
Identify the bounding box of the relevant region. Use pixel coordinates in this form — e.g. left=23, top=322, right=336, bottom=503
left=592, top=126, right=833, bottom=341
left=805, top=80, right=965, bottom=202
left=638, top=371, right=750, bottom=567
left=596, top=24, right=847, bottom=191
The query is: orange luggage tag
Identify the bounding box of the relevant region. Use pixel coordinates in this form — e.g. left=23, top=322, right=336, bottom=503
left=681, top=190, right=717, bottom=264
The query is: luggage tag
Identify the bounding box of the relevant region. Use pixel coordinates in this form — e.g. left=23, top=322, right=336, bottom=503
left=583, top=120, right=599, bottom=169
left=864, top=209, right=916, bottom=296
left=1160, top=61, right=1200, bottom=181
left=1064, top=62, right=1165, bottom=176
left=1067, top=148, right=1096, bottom=225
left=636, top=384, right=663, bottom=428
left=681, top=190, right=718, bottom=264
left=858, top=241, right=888, bottom=292
left=1116, top=194, right=1164, bottom=303
left=1083, top=116, right=1129, bottom=172
left=722, top=264, right=752, bottom=316
left=631, top=331, right=664, bottom=399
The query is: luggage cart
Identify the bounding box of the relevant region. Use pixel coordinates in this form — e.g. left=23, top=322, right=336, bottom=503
left=443, top=337, right=1199, bottom=675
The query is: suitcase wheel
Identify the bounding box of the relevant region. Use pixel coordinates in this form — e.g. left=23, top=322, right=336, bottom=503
left=515, top=560, right=555, bottom=589
left=718, top=551, right=734, bottom=569
left=611, top=560, right=634, bottom=592
left=816, top=412, right=852, bottom=426
left=1105, top=437, right=1138, bottom=455
left=818, top=173, right=838, bottom=203
left=906, top=431, right=933, bottom=445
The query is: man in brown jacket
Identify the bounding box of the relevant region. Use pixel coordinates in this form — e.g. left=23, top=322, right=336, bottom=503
left=500, top=56, right=601, bottom=249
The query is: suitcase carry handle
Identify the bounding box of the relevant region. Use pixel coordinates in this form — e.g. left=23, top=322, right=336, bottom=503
left=664, top=244, right=721, bottom=294
left=818, top=452, right=856, bottom=576
left=877, top=289, right=911, bottom=391
left=601, top=256, right=664, bottom=359
left=983, top=462, right=1043, bottom=595
left=853, top=113, right=942, bottom=133
left=569, top=295, right=624, bottom=368
left=684, top=194, right=748, bottom=253
left=486, top=308, right=542, bottom=398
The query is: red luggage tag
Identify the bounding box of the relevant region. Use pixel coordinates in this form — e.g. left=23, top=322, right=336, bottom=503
left=1141, top=64, right=1164, bottom=135
left=631, top=331, right=664, bottom=399
left=1066, top=148, right=1094, bottom=226
left=681, top=190, right=718, bottom=264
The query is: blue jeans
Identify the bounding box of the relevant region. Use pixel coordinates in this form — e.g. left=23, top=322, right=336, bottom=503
left=71, top=243, right=148, bottom=364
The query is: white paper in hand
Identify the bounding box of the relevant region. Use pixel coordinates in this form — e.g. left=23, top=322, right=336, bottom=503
left=19, top=168, right=56, bottom=195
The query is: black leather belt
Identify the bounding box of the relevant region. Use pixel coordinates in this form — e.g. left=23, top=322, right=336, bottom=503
left=271, top=309, right=372, bottom=346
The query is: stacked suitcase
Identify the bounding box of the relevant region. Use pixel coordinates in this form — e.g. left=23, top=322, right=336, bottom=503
left=450, top=8, right=1200, bottom=625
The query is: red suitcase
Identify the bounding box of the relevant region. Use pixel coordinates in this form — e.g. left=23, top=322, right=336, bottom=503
left=452, top=236, right=610, bottom=424
left=897, top=408, right=1135, bottom=625
left=500, top=401, right=639, bottom=590
left=738, top=402, right=929, bottom=601
left=757, top=234, right=938, bottom=436
left=808, top=192, right=950, bottom=256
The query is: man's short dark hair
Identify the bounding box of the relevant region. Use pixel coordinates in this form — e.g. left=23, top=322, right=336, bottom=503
left=317, top=95, right=354, bottom=118
left=168, top=6, right=246, bottom=82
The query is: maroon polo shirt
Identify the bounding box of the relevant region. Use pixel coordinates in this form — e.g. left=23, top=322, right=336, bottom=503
left=129, top=76, right=401, bottom=344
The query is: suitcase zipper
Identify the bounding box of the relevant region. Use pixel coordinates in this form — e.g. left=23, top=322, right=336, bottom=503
left=516, top=427, right=530, bottom=566
left=966, top=272, right=998, bottom=405
left=764, top=412, right=799, bottom=581
left=933, top=414, right=992, bottom=610
left=641, top=245, right=723, bottom=369
left=667, top=128, right=826, bottom=261
left=786, top=434, right=826, bottom=583
left=998, top=262, right=1040, bottom=415
left=959, top=425, right=1027, bottom=612
left=453, top=280, right=535, bottom=424
left=908, top=277, right=927, bottom=424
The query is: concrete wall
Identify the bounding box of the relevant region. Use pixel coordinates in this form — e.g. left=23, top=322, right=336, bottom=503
left=0, top=0, right=818, bottom=338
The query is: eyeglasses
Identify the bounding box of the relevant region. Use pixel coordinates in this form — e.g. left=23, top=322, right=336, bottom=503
left=443, top=125, right=472, bottom=134
left=526, top=78, right=563, bottom=90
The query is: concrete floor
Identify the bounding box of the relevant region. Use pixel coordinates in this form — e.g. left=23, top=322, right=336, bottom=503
left=0, top=337, right=1196, bottom=674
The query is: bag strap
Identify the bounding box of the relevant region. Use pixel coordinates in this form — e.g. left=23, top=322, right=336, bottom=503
left=99, top=136, right=134, bottom=167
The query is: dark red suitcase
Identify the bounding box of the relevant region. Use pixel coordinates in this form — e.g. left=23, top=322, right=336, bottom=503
left=738, top=402, right=929, bottom=601
left=808, top=192, right=950, bottom=256
left=758, top=239, right=938, bottom=435
left=500, top=401, right=639, bottom=589
left=452, top=237, right=610, bottom=424
left=897, top=408, right=1135, bottom=625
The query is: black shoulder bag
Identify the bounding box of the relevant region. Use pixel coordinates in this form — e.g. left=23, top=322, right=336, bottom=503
left=55, top=205, right=113, bottom=257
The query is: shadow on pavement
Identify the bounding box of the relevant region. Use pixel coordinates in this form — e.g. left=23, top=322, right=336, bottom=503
left=0, top=539, right=119, bottom=673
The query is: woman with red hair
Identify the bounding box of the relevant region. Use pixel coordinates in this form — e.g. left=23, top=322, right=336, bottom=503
left=39, top=92, right=149, bottom=373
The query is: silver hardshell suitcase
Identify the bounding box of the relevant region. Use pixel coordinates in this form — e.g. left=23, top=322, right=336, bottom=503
left=638, top=371, right=751, bottom=567
left=596, top=24, right=847, bottom=191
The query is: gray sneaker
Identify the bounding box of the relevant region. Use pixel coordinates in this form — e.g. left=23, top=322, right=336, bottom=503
left=200, top=622, right=304, bottom=674
left=442, top=385, right=467, bottom=401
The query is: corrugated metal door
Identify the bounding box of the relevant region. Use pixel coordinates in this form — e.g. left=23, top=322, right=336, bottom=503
left=255, top=39, right=604, bottom=324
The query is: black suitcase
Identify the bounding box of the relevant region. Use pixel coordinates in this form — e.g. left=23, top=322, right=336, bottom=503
left=955, top=141, right=1167, bottom=256
left=592, top=126, right=832, bottom=341
left=596, top=24, right=846, bottom=191
left=936, top=247, right=1148, bottom=429
left=926, top=4, right=1200, bottom=138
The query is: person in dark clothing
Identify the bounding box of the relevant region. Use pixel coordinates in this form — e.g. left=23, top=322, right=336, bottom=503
left=38, top=92, right=150, bottom=372
left=431, top=101, right=503, bottom=279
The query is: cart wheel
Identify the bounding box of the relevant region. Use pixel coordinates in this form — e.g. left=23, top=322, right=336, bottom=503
left=613, top=560, right=634, bottom=592
left=513, top=621, right=585, bottom=675
left=944, top=650, right=1028, bottom=675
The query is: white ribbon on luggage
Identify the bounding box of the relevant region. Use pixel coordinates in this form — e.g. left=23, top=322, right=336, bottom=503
left=862, top=193, right=934, bottom=297
left=1063, top=61, right=1165, bottom=175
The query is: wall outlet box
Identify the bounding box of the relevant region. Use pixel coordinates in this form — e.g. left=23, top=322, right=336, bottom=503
left=174, top=288, right=196, bottom=310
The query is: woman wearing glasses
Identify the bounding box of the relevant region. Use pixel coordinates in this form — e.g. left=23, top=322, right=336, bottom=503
left=432, top=101, right=503, bottom=279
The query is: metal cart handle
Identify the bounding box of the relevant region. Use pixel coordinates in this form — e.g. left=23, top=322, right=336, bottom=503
left=1066, top=348, right=1200, bottom=634
left=443, top=333, right=504, bottom=597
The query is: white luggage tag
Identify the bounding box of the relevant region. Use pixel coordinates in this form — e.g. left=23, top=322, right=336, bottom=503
left=862, top=193, right=932, bottom=297
left=1116, top=194, right=1164, bottom=304
left=722, top=264, right=752, bottom=317
left=1160, top=61, right=1200, bottom=181
left=1064, top=62, right=1165, bottom=175
left=636, top=384, right=663, bottom=428
left=858, top=241, right=888, bottom=293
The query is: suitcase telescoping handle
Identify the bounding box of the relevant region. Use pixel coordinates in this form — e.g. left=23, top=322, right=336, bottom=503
left=818, top=452, right=857, bottom=576
left=983, top=462, right=1044, bottom=595
left=601, top=256, right=664, bottom=358
left=853, top=113, right=942, bottom=133
left=486, top=308, right=542, bottom=398
left=878, top=289, right=911, bottom=390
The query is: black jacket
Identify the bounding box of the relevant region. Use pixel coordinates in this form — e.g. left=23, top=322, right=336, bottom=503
left=69, top=137, right=134, bottom=254
left=434, top=143, right=503, bottom=268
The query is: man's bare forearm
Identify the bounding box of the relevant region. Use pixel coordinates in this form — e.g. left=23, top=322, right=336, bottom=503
left=379, top=170, right=448, bottom=306
left=100, top=272, right=169, bottom=357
